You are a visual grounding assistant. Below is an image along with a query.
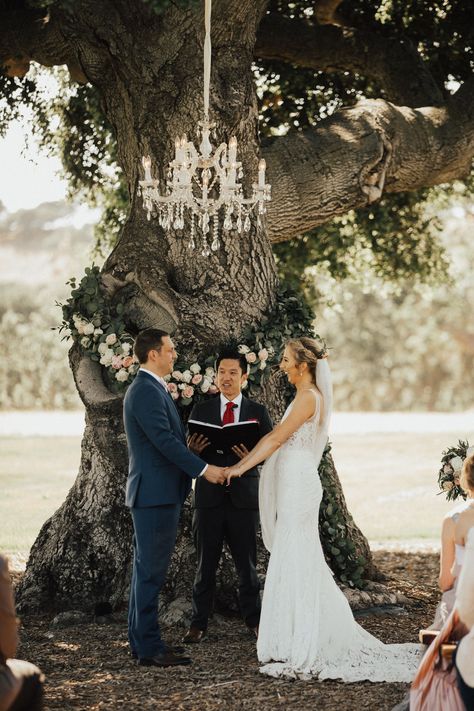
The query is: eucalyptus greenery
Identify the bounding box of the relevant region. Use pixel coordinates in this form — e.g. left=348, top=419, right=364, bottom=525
left=318, top=443, right=368, bottom=589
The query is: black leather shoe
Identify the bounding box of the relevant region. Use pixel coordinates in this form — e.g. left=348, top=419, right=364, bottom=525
left=182, top=626, right=207, bottom=644
left=137, top=651, right=192, bottom=667
left=131, top=644, right=185, bottom=659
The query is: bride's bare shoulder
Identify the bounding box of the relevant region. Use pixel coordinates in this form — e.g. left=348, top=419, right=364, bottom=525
left=293, top=388, right=320, bottom=414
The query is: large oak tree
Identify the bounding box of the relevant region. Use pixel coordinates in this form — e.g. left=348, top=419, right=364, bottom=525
left=1, top=0, right=473, bottom=612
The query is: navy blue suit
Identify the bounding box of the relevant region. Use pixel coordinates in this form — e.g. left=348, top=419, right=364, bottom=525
left=124, top=369, right=205, bottom=658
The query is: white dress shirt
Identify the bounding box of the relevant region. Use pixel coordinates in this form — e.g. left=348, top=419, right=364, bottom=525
left=139, top=367, right=207, bottom=477
left=220, top=392, right=243, bottom=422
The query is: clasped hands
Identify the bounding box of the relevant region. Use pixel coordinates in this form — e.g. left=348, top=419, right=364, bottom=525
left=203, top=464, right=243, bottom=486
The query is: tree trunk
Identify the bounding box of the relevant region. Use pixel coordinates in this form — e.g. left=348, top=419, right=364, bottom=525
left=16, top=1, right=375, bottom=612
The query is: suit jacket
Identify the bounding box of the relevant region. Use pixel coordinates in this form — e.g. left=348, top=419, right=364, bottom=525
left=124, top=370, right=205, bottom=508
left=190, top=395, right=272, bottom=509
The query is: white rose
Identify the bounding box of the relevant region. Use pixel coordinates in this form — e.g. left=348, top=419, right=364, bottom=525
left=466, top=446, right=474, bottom=459
left=178, top=383, right=187, bottom=391
left=172, top=370, right=183, bottom=381
left=258, top=348, right=269, bottom=361
left=76, top=321, right=85, bottom=335
left=98, top=342, right=108, bottom=355
left=181, top=370, right=192, bottom=383
left=94, top=328, right=103, bottom=337
left=115, top=368, right=129, bottom=382
left=83, top=322, right=95, bottom=335
left=246, top=352, right=257, bottom=363
left=190, top=363, right=201, bottom=374
left=238, top=344, right=250, bottom=354
left=205, top=367, right=215, bottom=377
left=121, top=342, right=132, bottom=354
left=443, top=463, right=454, bottom=474
left=106, top=333, right=117, bottom=346
left=81, top=337, right=91, bottom=348
left=259, top=360, right=266, bottom=370
left=450, top=456, right=463, bottom=472
left=99, top=348, right=114, bottom=366
left=200, top=379, right=211, bottom=393
left=442, top=480, right=454, bottom=492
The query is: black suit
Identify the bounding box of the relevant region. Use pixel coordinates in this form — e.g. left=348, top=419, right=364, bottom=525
left=189, top=395, right=272, bottom=630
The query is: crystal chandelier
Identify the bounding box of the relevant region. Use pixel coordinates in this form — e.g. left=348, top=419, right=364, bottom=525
left=138, top=0, right=271, bottom=255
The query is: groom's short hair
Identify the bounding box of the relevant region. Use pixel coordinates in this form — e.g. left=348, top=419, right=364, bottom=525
left=134, top=328, right=169, bottom=364
left=216, top=348, right=248, bottom=374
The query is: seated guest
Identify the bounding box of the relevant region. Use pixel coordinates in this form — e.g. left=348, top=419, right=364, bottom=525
left=430, top=456, right=474, bottom=630
left=454, top=457, right=474, bottom=709
left=411, top=457, right=474, bottom=711
left=0, top=555, right=44, bottom=711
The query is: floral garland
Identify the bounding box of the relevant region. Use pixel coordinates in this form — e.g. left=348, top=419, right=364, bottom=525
left=59, top=265, right=139, bottom=393
left=59, top=267, right=322, bottom=403
left=166, top=344, right=274, bottom=406
left=438, top=440, right=474, bottom=501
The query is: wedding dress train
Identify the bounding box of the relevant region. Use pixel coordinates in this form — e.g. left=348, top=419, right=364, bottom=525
left=257, top=374, right=421, bottom=682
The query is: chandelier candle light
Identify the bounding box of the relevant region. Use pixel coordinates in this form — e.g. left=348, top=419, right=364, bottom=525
left=138, top=0, right=271, bottom=255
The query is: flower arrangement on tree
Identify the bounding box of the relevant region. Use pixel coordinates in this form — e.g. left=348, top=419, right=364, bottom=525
left=59, top=265, right=139, bottom=393
left=165, top=344, right=274, bottom=406
left=59, top=266, right=323, bottom=404
left=438, top=440, right=474, bottom=501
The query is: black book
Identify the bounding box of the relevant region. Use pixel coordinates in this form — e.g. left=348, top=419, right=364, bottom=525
left=187, top=419, right=260, bottom=456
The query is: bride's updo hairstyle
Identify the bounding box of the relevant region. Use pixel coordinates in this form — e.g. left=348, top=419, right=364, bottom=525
left=286, top=337, right=327, bottom=384
left=461, top=454, right=474, bottom=496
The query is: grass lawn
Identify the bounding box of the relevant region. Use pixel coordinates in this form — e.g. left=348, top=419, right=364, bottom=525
left=0, top=437, right=79, bottom=559
left=0, top=430, right=457, bottom=561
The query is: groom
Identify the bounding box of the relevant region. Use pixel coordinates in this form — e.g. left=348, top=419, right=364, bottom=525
left=124, top=328, right=226, bottom=668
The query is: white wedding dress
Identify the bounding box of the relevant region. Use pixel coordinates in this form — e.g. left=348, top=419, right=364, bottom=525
left=257, top=366, right=421, bottom=682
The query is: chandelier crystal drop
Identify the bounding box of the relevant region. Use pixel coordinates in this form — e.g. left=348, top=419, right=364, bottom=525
left=137, top=0, right=271, bottom=255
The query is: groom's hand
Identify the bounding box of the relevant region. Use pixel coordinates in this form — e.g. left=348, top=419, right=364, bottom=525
left=203, top=465, right=226, bottom=485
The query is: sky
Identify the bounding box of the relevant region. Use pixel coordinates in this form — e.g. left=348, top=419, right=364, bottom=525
left=0, top=123, right=68, bottom=212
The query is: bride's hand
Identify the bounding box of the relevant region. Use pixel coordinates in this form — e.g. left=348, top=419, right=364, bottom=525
left=226, top=466, right=243, bottom=486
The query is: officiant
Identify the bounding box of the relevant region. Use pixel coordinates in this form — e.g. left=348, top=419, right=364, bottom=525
left=183, top=347, right=272, bottom=643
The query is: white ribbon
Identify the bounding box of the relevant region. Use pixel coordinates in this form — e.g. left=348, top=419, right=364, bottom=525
left=203, top=0, right=212, bottom=120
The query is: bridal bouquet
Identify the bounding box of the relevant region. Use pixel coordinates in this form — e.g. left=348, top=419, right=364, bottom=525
left=438, top=440, right=474, bottom=501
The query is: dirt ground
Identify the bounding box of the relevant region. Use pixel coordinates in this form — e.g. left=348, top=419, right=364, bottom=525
left=13, top=550, right=441, bottom=711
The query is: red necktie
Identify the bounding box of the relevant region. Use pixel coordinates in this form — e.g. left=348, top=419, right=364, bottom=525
left=223, top=401, right=236, bottom=425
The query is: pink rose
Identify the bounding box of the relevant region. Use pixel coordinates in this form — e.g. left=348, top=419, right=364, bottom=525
left=192, top=373, right=203, bottom=385
left=182, top=385, right=194, bottom=399
left=111, top=355, right=123, bottom=370
left=167, top=382, right=178, bottom=393
left=122, top=356, right=134, bottom=368
left=246, top=352, right=257, bottom=363
left=171, top=390, right=180, bottom=400
left=208, top=385, right=218, bottom=394
left=258, top=348, right=269, bottom=361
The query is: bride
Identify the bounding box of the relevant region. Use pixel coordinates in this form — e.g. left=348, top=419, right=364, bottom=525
left=225, top=337, right=421, bottom=682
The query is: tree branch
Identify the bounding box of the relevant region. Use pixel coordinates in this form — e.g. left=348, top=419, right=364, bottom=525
left=255, top=14, right=443, bottom=108
left=264, top=83, right=474, bottom=243
left=0, top=0, right=90, bottom=81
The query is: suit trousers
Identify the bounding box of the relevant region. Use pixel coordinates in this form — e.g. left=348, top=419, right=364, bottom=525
left=128, top=504, right=181, bottom=658
left=191, top=498, right=261, bottom=630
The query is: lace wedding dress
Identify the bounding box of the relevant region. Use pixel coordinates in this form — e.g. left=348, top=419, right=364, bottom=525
left=257, top=362, right=421, bottom=682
